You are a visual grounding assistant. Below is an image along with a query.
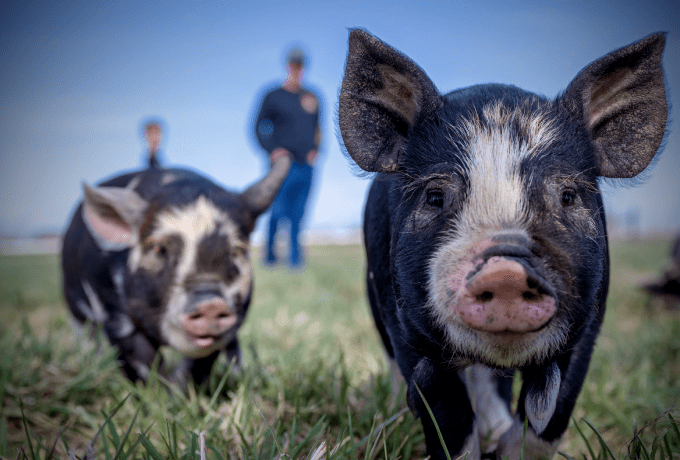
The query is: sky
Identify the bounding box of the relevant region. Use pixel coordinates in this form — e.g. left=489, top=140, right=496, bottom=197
left=1, top=0, right=679, bottom=240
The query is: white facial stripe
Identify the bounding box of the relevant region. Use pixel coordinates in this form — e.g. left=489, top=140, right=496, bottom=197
left=453, top=102, right=556, bottom=236
left=131, top=195, right=237, bottom=278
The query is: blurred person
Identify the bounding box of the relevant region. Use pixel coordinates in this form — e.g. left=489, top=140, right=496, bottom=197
left=254, top=47, right=322, bottom=269
left=143, top=120, right=164, bottom=169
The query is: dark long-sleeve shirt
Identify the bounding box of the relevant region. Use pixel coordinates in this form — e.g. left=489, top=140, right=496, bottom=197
left=255, top=86, right=321, bottom=164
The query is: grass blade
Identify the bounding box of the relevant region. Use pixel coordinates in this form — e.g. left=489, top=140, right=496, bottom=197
left=18, top=398, right=36, bottom=460
left=289, top=416, right=326, bottom=459
left=347, top=406, right=357, bottom=460
left=111, top=405, right=141, bottom=460
left=138, top=432, right=164, bottom=460
left=573, top=418, right=597, bottom=460
left=414, top=383, right=451, bottom=460
left=363, top=412, right=379, bottom=460
left=663, top=431, right=674, bottom=460
left=669, top=413, right=680, bottom=444
left=582, top=418, right=616, bottom=460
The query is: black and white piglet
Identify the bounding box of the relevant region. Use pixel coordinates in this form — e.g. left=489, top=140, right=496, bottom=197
left=61, top=155, right=291, bottom=386
left=339, top=29, right=667, bottom=459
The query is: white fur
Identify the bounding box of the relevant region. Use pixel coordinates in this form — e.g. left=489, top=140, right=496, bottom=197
left=465, top=365, right=514, bottom=453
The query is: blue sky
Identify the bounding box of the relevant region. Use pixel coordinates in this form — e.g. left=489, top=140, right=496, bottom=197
left=1, top=0, right=678, bottom=239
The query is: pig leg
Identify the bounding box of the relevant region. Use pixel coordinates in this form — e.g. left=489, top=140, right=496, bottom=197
left=408, top=357, right=481, bottom=460
left=175, top=338, right=241, bottom=388
left=187, top=351, right=221, bottom=387
left=466, top=365, right=514, bottom=454
left=169, top=351, right=219, bottom=389
left=111, top=331, right=158, bottom=382
left=224, top=338, right=242, bottom=370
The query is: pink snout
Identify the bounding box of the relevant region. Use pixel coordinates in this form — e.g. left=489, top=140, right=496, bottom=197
left=458, top=257, right=556, bottom=333
left=180, top=300, right=238, bottom=348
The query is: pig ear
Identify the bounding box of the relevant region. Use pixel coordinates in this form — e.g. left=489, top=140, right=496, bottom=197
left=82, top=183, right=148, bottom=251
left=339, top=29, right=442, bottom=173
left=562, top=32, right=667, bottom=178
left=240, top=154, right=292, bottom=222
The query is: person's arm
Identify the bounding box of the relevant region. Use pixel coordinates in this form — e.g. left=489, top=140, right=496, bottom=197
left=306, top=126, right=321, bottom=164
left=306, top=94, right=322, bottom=165
left=255, top=92, right=278, bottom=154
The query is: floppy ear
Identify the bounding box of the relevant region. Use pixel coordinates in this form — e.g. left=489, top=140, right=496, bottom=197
left=339, top=29, right=442, bottom=173
left=82, top=182, right=148, bottom=251
left=562, top=32, right=667, bottom=178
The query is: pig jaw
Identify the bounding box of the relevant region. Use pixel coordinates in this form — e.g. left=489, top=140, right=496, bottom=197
left=429, top=233, right=569, bottom=368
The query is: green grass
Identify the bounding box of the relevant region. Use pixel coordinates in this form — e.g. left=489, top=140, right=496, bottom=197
left=0, top=239, right=678, bottom=459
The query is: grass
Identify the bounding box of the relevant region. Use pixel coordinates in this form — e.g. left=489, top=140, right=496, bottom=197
left=0, top=238, right=678, bottom=459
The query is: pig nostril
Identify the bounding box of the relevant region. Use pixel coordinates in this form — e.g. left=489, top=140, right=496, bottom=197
left=188, top=313, right=202, bottom=320
left=522, top=291, right=537, bottom=300
left=217, top=312, right=229, bottom=319
left=476, top=291, right=494, bottom=302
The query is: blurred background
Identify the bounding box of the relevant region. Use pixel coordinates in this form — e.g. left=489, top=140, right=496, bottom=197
left=1, top=0, right=678, bottom=254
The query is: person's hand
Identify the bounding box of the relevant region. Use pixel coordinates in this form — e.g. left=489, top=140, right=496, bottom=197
left=306, top=149, right=318, bottom=165
left=270, top=147, right=290, bottom=163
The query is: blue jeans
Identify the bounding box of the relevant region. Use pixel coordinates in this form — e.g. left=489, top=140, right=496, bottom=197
left=266, top=162, right=313, bottom=267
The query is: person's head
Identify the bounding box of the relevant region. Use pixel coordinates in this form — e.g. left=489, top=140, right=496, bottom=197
left=144, top=122, right=162, bottom=153
left=285, top=48, right=306, bottom=90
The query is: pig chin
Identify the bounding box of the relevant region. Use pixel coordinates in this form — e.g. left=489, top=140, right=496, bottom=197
left=439, top=310, right=569, bottom=368
left=162, top=320, right=231, bottom=358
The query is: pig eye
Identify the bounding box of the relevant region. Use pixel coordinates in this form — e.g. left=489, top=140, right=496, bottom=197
left=561, top=190, right=576, bottom=206
left=154, top=243, right=168, bottom=257
left=426, top=190, right=444, bottom=208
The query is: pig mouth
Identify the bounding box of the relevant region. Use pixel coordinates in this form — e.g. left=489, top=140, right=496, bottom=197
left=187, top=332, right=223, bottom=349
left=181, top=312, right=238, bottom=349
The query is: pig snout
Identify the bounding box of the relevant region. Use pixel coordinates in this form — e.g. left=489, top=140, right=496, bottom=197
left=457, top=244, right=557, bottom=333
left=180, top=298, right=238, bottom=349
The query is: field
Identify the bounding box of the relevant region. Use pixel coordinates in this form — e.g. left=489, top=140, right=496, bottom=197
left=1, top=238, right=679, bottom=459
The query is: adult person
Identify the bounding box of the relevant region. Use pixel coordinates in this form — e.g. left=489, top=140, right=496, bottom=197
left=143, top=120, right=164, bottom=169
left=254, top=47, right=322, bottom=268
